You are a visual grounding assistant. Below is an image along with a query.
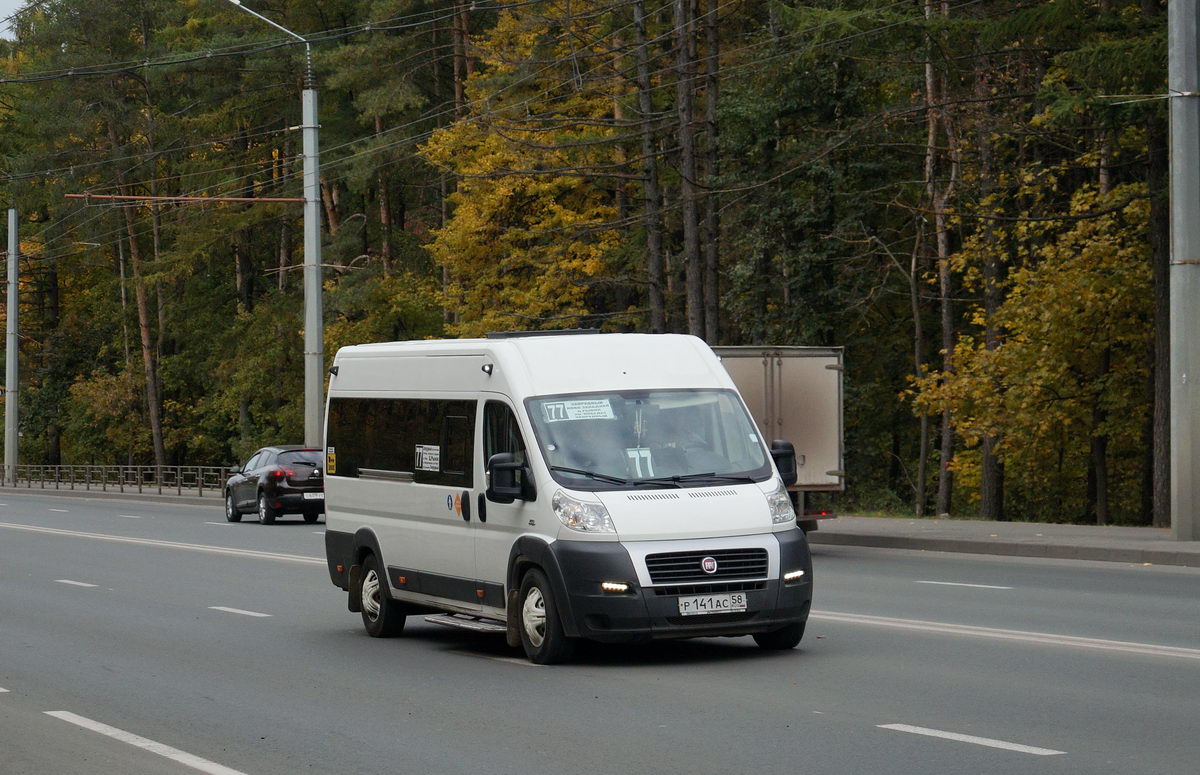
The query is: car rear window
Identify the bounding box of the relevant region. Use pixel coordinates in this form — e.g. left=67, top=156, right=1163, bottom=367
left=279, top=450, right=322, bottom=467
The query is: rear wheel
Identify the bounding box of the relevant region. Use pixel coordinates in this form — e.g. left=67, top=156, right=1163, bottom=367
left=257, top=492, right=277, bottom=525
left=518, top=568, right=575, bottom=665
left=224, top=491, right=241, bottom=523
left=359, top=554, right=406, bottom=637
left=753, top=621, right=805, bottom=650
left=303, top=512, right=319, bottom=524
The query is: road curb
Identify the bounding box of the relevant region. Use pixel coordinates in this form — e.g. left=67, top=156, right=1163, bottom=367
left=806, top=532, right=1200, bottom=568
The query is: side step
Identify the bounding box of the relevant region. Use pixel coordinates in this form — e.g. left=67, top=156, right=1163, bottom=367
left=424, top=613, right=507, bottom=633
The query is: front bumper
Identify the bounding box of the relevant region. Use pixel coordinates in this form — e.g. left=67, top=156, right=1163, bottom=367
left=550, top=530, right=812, bottom=643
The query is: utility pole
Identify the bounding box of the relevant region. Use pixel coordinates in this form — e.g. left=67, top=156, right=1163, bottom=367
left=226, top=0, right=324, bottom=448
left=4, top=209, right=17, bottom=486
left=1170, top=0, right=1200, bottom=540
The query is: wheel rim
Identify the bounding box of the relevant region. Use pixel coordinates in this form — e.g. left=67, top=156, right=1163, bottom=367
left=522, top=586, right=547, bottom=647
left=258, top=495, right=267, bottom=523
left=226, top=494, right=234, bottom=518
left=361, top=569, right=381, bottom=622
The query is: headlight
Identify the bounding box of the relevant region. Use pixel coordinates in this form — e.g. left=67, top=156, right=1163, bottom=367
left=765, top=481, right=795, bottom=524
left=552, top=490, right=616, bottom=533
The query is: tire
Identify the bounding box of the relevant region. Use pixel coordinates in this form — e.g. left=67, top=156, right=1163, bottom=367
left=753, top=621, right=805, bottom=650
left=518, top=568, right=575, bottom=665
left=225, top=491, right=242, bottom=523
left=358, top=554, right=406, bottom=637
left=257, top=492, right=277, bottom=525
left=303, top=512, right=319, bottom=524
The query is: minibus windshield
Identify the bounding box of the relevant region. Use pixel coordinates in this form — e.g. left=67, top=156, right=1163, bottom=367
left=526, top=389, right=773, bottom=490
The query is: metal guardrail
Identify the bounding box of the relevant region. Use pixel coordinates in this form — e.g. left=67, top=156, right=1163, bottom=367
left=7, top=465, right=229, bottom=497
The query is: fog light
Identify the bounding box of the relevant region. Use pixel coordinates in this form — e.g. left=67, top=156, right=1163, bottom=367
left=600, top=581, right=630, bottom=593
left=783, top=569, right=806, bottom=582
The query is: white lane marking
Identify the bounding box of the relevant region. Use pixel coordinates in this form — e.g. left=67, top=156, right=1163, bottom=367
left=313, top=531, right=324, bottom=535
left=811, top=610, right=1200, bottom=661
left=448, top=650, right=539, bottom=667
left=915, top=580, right=1013, bottom=590
left=0, top=522, right=323, bottom=566
left=0, top=687, right=9, bottom=693
left=208, top=606, right=271, bottom=618
left=48, top=508, right=70, bottom=513
left=55, top=579, right=99, bottom=588
left=118, top=515, right=143, bottom=519
left=203, top=522, right=233, bottom=526
left=45, top=710, right=249, bottom=775
left=878, top=724, right=1066, bottom=756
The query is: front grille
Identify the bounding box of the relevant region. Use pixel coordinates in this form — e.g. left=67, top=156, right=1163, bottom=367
left=645, top=548, right=768, bottom=584
left=652, top=581, right=767, bottom=596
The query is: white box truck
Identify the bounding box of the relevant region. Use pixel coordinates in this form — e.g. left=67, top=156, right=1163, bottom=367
left=322, top=332, right=813, bottom=663
left=713, top=347, right=844, bottom=531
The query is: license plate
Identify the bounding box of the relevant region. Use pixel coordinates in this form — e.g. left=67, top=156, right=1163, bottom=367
left=677, top=592, right=747, bottom=616
left=303, top=492, right=324, bottom=500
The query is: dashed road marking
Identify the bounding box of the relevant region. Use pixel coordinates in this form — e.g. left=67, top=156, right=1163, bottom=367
left=55, top=579, right=98, bottom=588
left=48, top=508, right=69, bottom=513
left=203, top=522, right=233, bottom=526
left=915, top=580, right=1013, bottom=590
left=45, top=710, right=249, bottom=774
left=448, top=650, right=538, bottom=667
left=208, top=606, right=271, bottom=618
left=878, top=724, right=1066, bottom=756
left=0, top=687, right=9, bottom=693
left=118, top=515, right=143, bottom=519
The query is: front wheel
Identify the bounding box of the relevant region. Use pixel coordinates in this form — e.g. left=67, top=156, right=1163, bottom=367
left=225, top=491, right=241, bottom=522
left=359, top=554, right=406, bottom=637
left=257, top=492, right=277, bottom=525
left=753, top=621, right=805, bottom=650
left=518, top=568, right=575, bottom=665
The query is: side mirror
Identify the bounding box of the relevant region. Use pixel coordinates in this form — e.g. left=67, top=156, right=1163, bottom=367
left=486, top=452, right=536, bottom=504
left=770, top=440, right=798, bottom=487
left=229, top=465, right=242, bottom=474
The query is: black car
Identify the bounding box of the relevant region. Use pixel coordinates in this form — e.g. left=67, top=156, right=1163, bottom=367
left=225, top=446, right=325, bottom=524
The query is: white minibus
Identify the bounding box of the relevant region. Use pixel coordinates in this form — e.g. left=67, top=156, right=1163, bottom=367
left=323, top=331, right=813, bottom=663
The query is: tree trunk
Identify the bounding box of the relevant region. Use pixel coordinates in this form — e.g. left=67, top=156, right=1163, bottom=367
left=108, top=124, right=165, bottom=468
left=674, top=0, right=703, bottom=338
left=977, top=60, right=1004, bottom=522
left=1147, top=112, right=1170, bottom=527
left=634, top=0, right=666, bottom=333
left=702, top=0, right=720, bottom=343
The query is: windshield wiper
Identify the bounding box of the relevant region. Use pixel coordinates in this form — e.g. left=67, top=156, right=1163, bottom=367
left=550, top=465, right=681, bottom=487
left=637, top=472, right=758, bottom=485
left=549, top=465, right=631, bottom=485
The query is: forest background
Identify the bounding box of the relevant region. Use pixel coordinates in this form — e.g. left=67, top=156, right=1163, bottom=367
left=0, top=0, right=1170, bottom=525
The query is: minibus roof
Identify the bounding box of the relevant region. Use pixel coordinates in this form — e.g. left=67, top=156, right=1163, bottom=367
left=331, top=333, right=735, bottom=398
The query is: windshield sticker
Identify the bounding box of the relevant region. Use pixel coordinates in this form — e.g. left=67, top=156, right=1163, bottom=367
left=626, top=448, right=654, bottom=478
left=326, top=447, right=336, bottom=475
left=415, top=444, right=441, bottom=472
left=541, top=399, right=615, bottom=422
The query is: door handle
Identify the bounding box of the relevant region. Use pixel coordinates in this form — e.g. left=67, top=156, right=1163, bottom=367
left=477, top=492, right=487, bottom=523
left=461, top=490, right=471, bottom=522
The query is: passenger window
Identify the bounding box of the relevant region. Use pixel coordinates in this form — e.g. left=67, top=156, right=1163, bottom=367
left=327, top=397, right=475, bottom=487
left=243, top=453, right=261, bottom=471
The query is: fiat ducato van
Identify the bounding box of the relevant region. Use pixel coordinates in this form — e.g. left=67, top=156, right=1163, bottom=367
left=323, top=331, right=813, bottom=664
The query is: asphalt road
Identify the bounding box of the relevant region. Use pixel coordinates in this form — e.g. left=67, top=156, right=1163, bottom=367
left=1, top=491, right=1197, bottom=774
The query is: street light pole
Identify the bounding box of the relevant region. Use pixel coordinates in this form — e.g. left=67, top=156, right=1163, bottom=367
left=4, top=209, right=17, bottom=486
left=226, top=0, right=324, bottom=449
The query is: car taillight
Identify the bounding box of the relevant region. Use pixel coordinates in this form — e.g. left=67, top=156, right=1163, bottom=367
left=269, top=468, right=295, bottom=479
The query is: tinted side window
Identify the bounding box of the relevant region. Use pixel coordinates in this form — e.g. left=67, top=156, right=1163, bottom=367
left=327, top=397, right=476, bottom=487
left=243, top=452, right=262, bottom=471
left=484, top=402, right=527, bottom=464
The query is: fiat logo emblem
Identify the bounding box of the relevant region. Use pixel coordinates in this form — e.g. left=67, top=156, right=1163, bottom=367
left=701, top=556, right=718, bottom=574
